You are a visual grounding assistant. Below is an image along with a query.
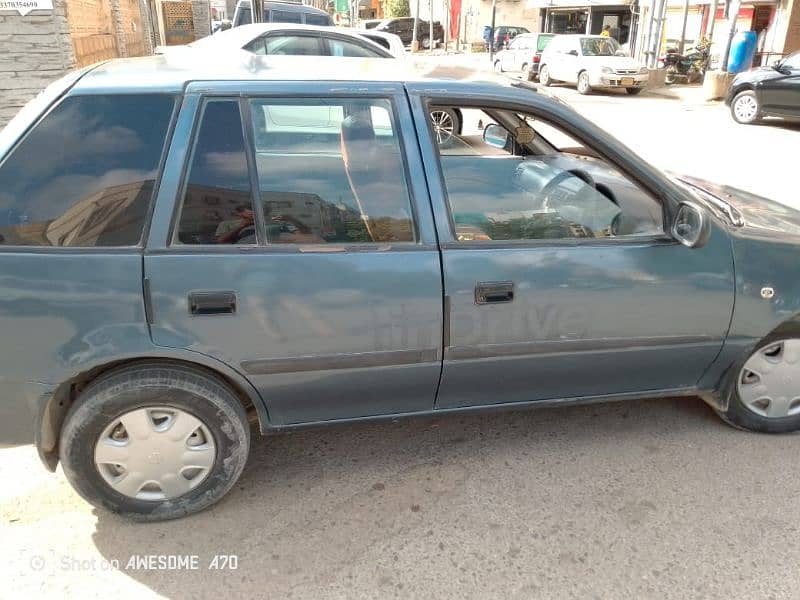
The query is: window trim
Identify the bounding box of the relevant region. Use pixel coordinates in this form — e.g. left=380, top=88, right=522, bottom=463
left=420, top=96, right=675, bottom=249
left=238, top=94, right=423, bottom=252
left=0, top=92, right=178, bottom=252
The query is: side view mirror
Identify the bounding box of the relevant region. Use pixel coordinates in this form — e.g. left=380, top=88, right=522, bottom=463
left=567, top=50, right=578, bottom=56
left=672, top=202, right=710, bottom=248
left=482, top=123, right=508, bottom=149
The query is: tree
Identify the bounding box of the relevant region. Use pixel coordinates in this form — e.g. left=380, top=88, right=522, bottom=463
left=385, top=0, right=410, bottom=18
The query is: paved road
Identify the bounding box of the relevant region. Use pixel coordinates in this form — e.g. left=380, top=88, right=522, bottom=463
left=3, top=58, right=800, bottom=599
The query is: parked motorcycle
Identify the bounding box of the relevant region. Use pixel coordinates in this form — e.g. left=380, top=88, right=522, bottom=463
left=660, top=39, right=711, bottom=84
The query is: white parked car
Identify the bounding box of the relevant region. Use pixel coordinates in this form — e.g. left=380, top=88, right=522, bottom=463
left=157, top=24, right=394, bottom=59
left=355, top=29, right=406, bottom=59
left=539, top=34, right=649, bottom=95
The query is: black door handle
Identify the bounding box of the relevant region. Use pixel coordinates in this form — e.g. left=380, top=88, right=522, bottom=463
left=475, top=281, right=514, bottom=304
left=189, top=291, right=237, bottom=315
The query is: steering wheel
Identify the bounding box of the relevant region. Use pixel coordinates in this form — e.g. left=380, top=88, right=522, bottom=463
left=235, top=225, right=256, bottom=244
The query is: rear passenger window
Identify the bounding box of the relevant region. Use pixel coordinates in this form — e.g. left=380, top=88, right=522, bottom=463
left=264, top=34, right=322, bottom=55
left=248, top=98, right=415, bottom=244
left=329, top=39, right=382, bottom=57
left=175, top=100, right=256, bottom=245
left=270, top=9, right=302, bottom=23
left=0, top=94, right=174, bottom=247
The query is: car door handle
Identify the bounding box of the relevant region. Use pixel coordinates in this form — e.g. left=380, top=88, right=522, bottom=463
left=189, top=291, right=237, bottom=315
left=475, top=281, right=514, bottom=304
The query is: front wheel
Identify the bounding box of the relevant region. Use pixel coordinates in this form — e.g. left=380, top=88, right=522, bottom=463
left=539, top=65, right=552, bottom=86
left=717, top=338, right=800, bottom=433
left=731, top=90, right=761, bottom=124
left=665, top=66, right=677, bottom=85
left=577, top=71, right=592, bottom=95
left=625, top=87, right=643, bottom=95
left=59, top=363, right=251, bottom=521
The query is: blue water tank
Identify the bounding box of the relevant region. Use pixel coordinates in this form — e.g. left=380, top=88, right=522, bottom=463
left=727, top=31, right=758, bottom=73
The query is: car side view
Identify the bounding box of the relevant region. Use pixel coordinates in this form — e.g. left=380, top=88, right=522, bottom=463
left=726, top=51, right=800, bottom=124
left=539, top=34, right=649, bottom=95
left=3, top=55, right=800, bottom=521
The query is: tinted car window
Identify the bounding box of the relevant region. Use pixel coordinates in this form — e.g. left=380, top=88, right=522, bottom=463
left=328, top=38, right=383, bottom=57
left=305, top=13, right=331, bottom=26
left=175, top=101, right=256, bottom=245
left=248, top=98, right=415, bottom=244
left=0, top=94, right=174, bottom=247
left=265, top=34, right=322, bottom=55
left=270, top=9, right=302, bottom=23
left=236, top=6, right=252, bottom=25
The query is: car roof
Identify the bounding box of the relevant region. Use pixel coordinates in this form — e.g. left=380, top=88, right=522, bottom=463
left=69, top=53, right=539, bottom=95
left=187, top=23, right=389, bottom=52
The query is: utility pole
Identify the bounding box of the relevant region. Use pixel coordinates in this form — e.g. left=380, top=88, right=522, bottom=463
left=429, top=0, right=434, bottom=51
left=678, top=0, right=690, bottom=54
left=412, top=0, right=420, bottom=50
left=489, top=0, right=496, bottom=63
left=720, top=0, right=741, bottom=70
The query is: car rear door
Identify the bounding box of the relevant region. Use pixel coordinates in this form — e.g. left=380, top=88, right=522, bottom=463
left=406, top=87, right=735, bottom=410
left=145, top=82, right=443, bottom=426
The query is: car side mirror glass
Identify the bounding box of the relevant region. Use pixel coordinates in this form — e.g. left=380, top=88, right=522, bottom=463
left=672, top=203, right=709, bottom=248
left=568, top=50, right=578, bottom=56
left=482, top=124, right=508, bottom=149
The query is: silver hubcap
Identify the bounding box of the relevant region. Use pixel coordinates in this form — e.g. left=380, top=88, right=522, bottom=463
left=430, top=110, right=455, bottom=145
left=738, top=340, right=800, bottom=419
left=94, top=406, right=216, bottom=501
left=734, top=95, right=758, bottom=121
left=540, top=67, right=548, bottom=82
left=578, top=73, right=589, bottom=92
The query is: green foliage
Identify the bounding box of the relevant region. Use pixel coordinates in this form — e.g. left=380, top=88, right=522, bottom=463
left=384, top=0, right=410, bottom=18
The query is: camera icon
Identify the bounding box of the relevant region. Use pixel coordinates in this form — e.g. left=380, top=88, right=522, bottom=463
left=29, top=555, right=46, bottom=571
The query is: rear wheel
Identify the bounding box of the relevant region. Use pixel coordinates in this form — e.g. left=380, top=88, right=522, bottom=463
left=731, top=90, right=761, bottom=124
left=577, top=71, right=592, bottom=94
left=665, top=66, right=677, bottom=85
left=493, top=59, right=503, bottom=73
left=59, top=363, right=251, bottom=521
left=717, top=338, right=800, bottom=433
left=539, top=65, right=552, bottom=86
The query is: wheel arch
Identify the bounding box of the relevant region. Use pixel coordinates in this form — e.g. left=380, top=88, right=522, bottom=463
left=36, top=352, right=270, bottom=471
left=699, top=314, right=800, bottom=412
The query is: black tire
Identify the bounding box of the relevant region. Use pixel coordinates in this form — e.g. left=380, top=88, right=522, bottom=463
left=716, top=336, right=800, bottom=433
left=493, top=59, right=503, bottom=73
left=59, top=363, right=251, bottom=521
left=420, top=36, right=430, bottom=50
left=730, top=90, right=761, bottom=125
left=539, top=64, right=551, bottom=86
left=625, top=87, right=643, bottom=95
left=522, top=63, right=536, bottom=82
left=665, top=67, right=677, bottom=85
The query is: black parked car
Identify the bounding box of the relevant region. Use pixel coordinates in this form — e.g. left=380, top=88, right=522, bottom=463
left=726, top=51, right=800, bottom=124
left=375, top=17, right=443, bottom=48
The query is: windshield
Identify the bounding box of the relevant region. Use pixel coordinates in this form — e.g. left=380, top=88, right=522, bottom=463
left=538, top=34, right=554, bottom=52
left=783, top=52, right=800, bottom=69
left=580, top=37, right=621, bottom=56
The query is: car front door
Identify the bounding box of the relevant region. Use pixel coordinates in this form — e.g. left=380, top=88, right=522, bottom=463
left=407, top=89, right=735, bottom=409
left=760, top=54, right=800, bottom=117
left=145, top=83, right=443, bottom=426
